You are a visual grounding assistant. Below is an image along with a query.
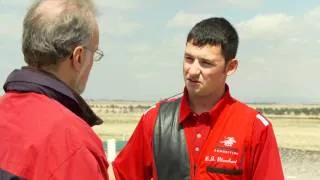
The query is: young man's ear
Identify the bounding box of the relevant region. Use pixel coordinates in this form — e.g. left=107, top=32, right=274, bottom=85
left=226, top=58, right=238, bottom=76
left=70, top=46, right=85, bottom=72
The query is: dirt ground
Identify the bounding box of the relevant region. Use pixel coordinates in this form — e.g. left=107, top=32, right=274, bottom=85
left=280, top=148, right=320, bottom=180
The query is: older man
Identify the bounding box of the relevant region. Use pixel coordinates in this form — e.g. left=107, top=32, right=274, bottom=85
left=0, top=0, right=109, bottom=179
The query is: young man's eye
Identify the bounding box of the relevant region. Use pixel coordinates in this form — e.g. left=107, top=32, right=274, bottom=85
left=184, top=57, right=193, bottom=62
left=201, top=61, right=213, bottom=66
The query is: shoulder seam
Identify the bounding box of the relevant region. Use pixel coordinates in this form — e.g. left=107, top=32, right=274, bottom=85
left=48, top=144, right=85, bottom=179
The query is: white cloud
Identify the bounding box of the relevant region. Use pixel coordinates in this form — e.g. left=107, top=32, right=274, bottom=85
left=230, top=7, right=320, bottom=102
left=0, top=0, right=32, bottom=7
left=167, top=11, right=212, bottom=28
left=304, top=6, right=320, bottom=19
left=0, top=13, right=23, bottom=37
left=197, top=0, right=263, bottom=9
left=303, top=6, right=320, bottom=29
left=237, top=13, right=295, bottom=40
left=95, top=0, right=137, bottom=10
left=237, top=6, right=320, bottom=41
left=216, top=0, right=263, bottom=7
left=127, top=44, right=153, bottom=54
left=95, top=0, right=156, bottom=10
left=98, top=16, right=141, bottom=36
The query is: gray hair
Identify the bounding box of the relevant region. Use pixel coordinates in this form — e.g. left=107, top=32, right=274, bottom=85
left=22, top=0, right=97, bottom=68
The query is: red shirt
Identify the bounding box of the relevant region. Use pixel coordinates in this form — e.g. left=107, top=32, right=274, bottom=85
left=179, top=87, right=233, bottom=163
left=113, top=86, right=284, bottom=180
left=0, top=92, right=109, bottom=180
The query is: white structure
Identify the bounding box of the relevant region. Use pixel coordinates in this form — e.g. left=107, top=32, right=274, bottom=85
left=107, top=139, right=117, bottom=162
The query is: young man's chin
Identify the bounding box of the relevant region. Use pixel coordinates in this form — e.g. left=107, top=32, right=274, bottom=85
left=187, top=88, right=203, bottom=97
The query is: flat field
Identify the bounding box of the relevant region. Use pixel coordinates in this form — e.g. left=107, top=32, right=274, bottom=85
left=91, top=101, right=320, bottom=151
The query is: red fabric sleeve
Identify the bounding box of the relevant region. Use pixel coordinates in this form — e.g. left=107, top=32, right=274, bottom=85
left=250, top=114, right=285, bottom=180
left=112, top=105, right=158, bottom=180
left=48, top=145, right=109, bottom=180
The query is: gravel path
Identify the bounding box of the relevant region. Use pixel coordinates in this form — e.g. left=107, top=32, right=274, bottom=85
left=280, top=147, right=320, bottom=180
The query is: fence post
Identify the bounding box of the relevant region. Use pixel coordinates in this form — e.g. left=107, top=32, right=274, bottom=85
left=107, top=139, right=116, bottom=162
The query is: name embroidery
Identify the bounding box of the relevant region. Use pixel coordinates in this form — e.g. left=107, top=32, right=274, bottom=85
left=205, top=156, right=238, bottom=164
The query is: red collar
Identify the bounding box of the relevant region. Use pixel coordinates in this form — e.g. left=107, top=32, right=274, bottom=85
left=179, top=85, right=234, bottom=124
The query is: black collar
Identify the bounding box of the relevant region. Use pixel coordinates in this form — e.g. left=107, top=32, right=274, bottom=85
left=3, top=67, right=103, bottom=126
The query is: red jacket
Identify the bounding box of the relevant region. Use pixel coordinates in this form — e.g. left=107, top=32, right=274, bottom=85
left=0, top=92, right=109, bottom=179
left=113, top=87, right=284, bottom=180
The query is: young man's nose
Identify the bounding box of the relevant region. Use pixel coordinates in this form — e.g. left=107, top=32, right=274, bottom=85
left=189, top=60, right=201, bottom=75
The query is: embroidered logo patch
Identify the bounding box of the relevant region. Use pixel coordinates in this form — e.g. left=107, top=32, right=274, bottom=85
left=220, top=137, right=236, bottom=147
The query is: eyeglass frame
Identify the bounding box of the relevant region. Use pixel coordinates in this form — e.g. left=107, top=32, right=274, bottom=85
left=84, top=47, right=104, bottom=62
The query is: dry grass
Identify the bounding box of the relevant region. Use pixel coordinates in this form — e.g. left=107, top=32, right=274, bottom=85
left=90, top=101, right=320, bottom=151
left=92, top=113, right=140, bottom=140
left=270, top=117, right=320, bottom=151
left=248, top=103, right=320, bottom=109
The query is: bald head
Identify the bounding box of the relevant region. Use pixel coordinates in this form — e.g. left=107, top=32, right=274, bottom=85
left=35, top=0, right=65, bottom=19
left=34, top=0, right=96, bottom=20
left=22, top=0, right=97, bottom=68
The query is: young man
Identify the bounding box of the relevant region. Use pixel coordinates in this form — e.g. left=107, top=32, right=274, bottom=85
left=0, top=0, right=109, bottom=179
left=112, top=17, right=284, bottom=180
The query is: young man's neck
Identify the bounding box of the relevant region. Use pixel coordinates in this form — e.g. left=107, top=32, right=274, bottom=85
left=188, top=86, right=226, bottom=114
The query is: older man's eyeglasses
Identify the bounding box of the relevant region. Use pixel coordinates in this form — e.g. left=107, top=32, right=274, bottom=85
left=93, top=49, right=104, bottom=62
left=83, top=47, right=104, bottom=62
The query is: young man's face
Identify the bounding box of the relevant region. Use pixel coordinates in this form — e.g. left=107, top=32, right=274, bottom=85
left=183, top=42, right=237, bottom=97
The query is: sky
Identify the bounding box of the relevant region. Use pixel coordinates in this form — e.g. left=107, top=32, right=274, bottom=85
left=0, top=0, right=319, bottom=103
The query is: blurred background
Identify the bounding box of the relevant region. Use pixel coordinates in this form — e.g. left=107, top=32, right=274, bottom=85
left=1, top=0, right=319, bottom=179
